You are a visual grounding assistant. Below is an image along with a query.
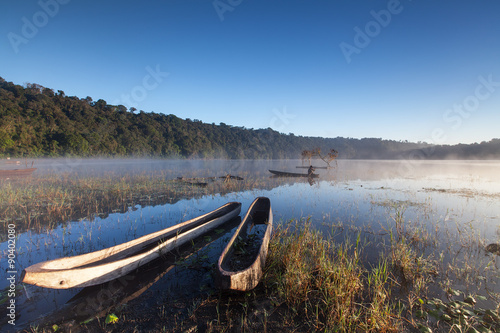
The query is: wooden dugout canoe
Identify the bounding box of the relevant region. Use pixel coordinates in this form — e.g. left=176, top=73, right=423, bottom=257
left=268, top=169, right=319, bottom=178
left=296, top=165, right=329, bottom=170
left=21, top=202, right=242, bottom=289
left=0, top=167, right=37, bottom=177
left=216, top=197, right=273, bottom=291
left=31, top=217, right=243, bottom=329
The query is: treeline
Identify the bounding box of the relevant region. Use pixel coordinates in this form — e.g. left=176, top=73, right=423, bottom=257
left=0, top=77, right=499, bottom=159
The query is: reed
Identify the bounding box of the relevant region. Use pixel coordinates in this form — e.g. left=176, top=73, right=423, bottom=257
left=0, top=171, right=277, bottom=241
left=263, top=220, right=401, bottom=332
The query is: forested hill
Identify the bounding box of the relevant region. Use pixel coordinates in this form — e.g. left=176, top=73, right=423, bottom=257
left=1, top=78, right=499, bottom=159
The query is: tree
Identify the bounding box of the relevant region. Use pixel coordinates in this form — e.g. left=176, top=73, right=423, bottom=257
left=1, top=77, right=498, bottom=159
left=302, top=148, right=339, bottom=168
left=83, top=96, right=93, bottom=105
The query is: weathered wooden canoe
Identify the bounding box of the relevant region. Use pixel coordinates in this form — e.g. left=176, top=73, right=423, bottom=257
left=0, top=167, right=37, bottom=177
left=216, top=197, right=273, bottom=291
left=21, top=202, right=242, bottom=289
left=269, top=169, right=319, bottom=178
left=31, top=217, right=243, bottom=329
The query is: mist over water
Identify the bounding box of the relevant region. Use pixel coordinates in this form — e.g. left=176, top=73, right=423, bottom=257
left=2, top=158, right=500, bottom=330
left=27, top=158, right=500, bottom=184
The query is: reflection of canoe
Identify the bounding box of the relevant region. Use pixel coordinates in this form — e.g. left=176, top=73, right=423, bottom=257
left=269, top=169, right=319, bottom=178
left=216, top=197, right=273, bottom=291
left=0, top=167, right=37, bottom=177
left=21, top=202, right=242, bottom=289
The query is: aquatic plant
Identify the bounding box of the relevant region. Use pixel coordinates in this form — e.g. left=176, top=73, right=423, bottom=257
left=263, top=220, right=401, bottom=332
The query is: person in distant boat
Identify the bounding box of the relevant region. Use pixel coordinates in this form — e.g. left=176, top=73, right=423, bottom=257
left=307, top=165, right=315, bottom=177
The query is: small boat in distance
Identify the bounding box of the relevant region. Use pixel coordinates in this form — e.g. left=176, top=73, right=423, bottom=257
left=0, top=167, right=37, bottom=177
left=216, top=197, right=273, bottom=291
left=21, top=202, right=242, bottom=289
left=296, top=165, right=328, bottom=169
left=269, top=169, right=319, bottom=178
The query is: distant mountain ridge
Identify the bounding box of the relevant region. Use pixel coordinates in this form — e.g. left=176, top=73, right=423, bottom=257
left=1, top=77, right=499, bottom=159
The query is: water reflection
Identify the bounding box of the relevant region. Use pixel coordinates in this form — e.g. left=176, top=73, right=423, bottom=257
left=1, top=159, right=500, bottom=331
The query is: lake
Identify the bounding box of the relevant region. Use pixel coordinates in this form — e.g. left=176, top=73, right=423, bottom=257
left=1, top=159, right=500, bottom=331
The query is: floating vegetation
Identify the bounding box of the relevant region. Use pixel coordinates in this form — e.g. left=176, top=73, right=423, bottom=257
left=416, top=292, right=500, bottom=333
left=105, top=313, right=119, bottom=325
left=485, top=243, right=500, bottom=256
left=372, top=199, right=425, bottom=208
left=422, top=187, right=500, bottom=199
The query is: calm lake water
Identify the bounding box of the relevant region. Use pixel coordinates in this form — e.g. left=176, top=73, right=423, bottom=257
left=1, top=159, right=500, bottom=331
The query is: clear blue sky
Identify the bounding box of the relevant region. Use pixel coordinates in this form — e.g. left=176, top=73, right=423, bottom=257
left=2, top=0, right=499, bottom=145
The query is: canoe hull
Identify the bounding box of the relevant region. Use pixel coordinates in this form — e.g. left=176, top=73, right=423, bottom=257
left=269, top=169, right=319, bottom=178
left=21, top=202, right=241, bottom=289
left=0, top=167, right=37, bottom=177
left=216, top=197, right=273, bottom=291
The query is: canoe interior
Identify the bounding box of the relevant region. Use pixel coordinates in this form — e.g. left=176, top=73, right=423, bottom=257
left=217, top=197, right=273, bottom=291
left=222, top=218, right=268, bottom=272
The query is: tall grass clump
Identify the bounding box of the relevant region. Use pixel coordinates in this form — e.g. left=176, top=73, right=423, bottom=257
left=264, top=220, right=402, bottom=332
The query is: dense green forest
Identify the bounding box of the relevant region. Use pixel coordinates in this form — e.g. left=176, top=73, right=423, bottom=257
left=1, top=77, right=499, bottom=159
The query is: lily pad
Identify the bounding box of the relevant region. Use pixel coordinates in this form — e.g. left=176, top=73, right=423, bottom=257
left=485, top=243, right=500, bottom=255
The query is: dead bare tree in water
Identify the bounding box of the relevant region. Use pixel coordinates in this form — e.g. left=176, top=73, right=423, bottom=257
left=301, top=150, right=315, bottom=165
left=301, top=148, right=338, bottom=168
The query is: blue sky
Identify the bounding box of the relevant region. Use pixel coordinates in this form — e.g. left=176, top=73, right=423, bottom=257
left=1, top=0, right=499, bottom=145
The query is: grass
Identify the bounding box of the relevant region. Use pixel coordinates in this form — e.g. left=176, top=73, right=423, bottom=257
left=162, top=210, right=498, bottom=333
left=0, top=171, right=273, bottom=241
left=263, top=220, right=403, bottom=332
left=149, top=220, right=426, bottom=332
